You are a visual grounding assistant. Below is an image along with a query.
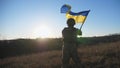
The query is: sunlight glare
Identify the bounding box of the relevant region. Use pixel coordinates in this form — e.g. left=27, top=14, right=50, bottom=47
left=33, top=25, right=53, bottom=38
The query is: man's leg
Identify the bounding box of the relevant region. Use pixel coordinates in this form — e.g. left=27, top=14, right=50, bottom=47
left=62, top=49, right=70, bottom=68
left=72, top=49, right=81, bottom=68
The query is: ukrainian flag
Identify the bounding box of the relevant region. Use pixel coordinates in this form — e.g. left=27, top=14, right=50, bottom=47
left=61, top=4, right=90, bottom=23
left=66, top=10, right=90, bottom=23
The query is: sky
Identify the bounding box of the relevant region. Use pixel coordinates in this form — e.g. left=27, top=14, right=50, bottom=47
left=0, top=0, right=120, bottom=40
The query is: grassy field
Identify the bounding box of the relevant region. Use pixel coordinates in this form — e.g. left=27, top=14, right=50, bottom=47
left=0, top=40, right=120, bottom=68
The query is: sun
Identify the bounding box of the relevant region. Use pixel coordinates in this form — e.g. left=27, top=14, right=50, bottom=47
left=33, top=25, right=52, bottom=38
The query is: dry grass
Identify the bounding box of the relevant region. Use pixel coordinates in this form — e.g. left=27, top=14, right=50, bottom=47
left=0, top=41, right=120, bottom=68
left=77, top=41, right=120, bottom=68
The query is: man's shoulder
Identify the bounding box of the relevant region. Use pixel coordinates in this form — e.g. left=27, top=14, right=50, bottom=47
left=62, top=27, right=78, bottom=31
left=73, top=27, right=78, bottom=30
left=62, top=27, right=68, bottom=31
left=64, top=27, right=68, bottom=29
left=72, top=27, right=79, bottom=32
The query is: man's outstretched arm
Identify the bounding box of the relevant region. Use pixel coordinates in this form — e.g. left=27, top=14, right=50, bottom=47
left=77, top=29, right=82, bottom=35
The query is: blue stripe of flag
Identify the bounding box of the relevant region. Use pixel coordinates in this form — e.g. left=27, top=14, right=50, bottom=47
left=69, top=10, right=90, bottom=16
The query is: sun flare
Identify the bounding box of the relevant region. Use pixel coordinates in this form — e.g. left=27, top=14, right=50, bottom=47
left=33, top=25, right=53, bottom=38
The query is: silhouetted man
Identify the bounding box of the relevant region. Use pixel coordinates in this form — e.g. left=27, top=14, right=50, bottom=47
left=62, top=18, right=82, bottom=68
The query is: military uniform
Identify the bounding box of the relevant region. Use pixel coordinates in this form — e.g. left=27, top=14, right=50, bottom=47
left=62, top=27, right=81, bottom=68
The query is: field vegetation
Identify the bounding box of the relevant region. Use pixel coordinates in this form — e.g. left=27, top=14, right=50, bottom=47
left=0, top=34, right=120, bottom=68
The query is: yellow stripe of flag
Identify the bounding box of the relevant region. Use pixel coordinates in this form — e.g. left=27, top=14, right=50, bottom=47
left=66, top=13, right=86, bottom=23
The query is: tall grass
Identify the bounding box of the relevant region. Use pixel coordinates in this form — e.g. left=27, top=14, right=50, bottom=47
left=0, top=41, right=120, bottom=68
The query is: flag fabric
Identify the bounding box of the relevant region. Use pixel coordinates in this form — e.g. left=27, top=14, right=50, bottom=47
left=66, top=10, right=90, bottom=23
left=61, top=4, right=71, bottom=13
left=61, top=4, right=90, bottom=23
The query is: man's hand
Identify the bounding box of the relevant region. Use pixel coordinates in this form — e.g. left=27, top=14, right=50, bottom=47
left=77, top=29, right=82, bottom=35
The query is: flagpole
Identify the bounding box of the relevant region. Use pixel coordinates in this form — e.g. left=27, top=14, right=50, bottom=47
left=79, top=10, right=90, bottom=30
left=80, top=22, right=84, bottom=30
left=78, top=18, right=86, bottom=36
left=79, top=17, right=86, bottom=30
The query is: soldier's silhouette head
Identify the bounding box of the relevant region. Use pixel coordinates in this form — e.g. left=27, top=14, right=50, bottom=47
left=67, top=18, right=75, bottom=27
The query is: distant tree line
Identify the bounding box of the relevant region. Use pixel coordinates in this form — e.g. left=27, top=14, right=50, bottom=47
left=0, top=34, right=120, bottom=59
